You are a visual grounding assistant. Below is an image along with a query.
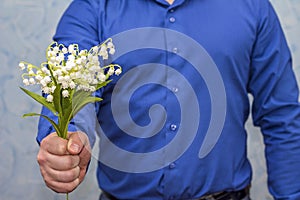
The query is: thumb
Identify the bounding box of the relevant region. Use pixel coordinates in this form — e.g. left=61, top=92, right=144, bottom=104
left=67, top=131, right=88, bottom=155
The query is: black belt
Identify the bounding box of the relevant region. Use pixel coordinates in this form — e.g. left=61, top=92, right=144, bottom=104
left=101, top=186, right=250, bottom=200
left=197, top=186, right=250, bottom=200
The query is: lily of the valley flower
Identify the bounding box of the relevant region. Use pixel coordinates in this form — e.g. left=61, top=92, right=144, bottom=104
left=19, top=38, right=122, bottom=100
left=19, top=38, right=122, bottom=138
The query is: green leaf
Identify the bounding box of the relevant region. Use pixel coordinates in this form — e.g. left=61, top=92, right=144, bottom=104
left=20, top=87, right=58, bottom=116
left=59, top=96, right=73, bottom=139
left=62, top=90, right=76, bottom=119
left=72, top=96, right=102, bottom=117
left=53, top=84, right=62, bottom=116
left=96, top=80, right=112, bottom=90
left=62, top=92, right=71, bottom=115
left=23, top=112, right=63, bottom=138
left=73, top=90, right=91, bottom=101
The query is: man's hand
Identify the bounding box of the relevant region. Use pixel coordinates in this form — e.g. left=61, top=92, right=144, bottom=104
left=37, top=131, right=91, bottom=193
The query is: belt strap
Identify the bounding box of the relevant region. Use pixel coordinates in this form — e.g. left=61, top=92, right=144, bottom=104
left=101, top=186, right=250, bottom=200
left=198, top=186, right=250, bottom=200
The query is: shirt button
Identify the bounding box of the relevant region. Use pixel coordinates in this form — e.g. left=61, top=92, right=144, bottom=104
left=172, top=47, right=178, bottom=53
left=170, top=124, right=177, bottom=131
left=172, top=87, right=179, bottom=93
left=169, top=163, right=176, bottom=169
left=170, top=9, right=175, bottom=13
left=169, top=17, right=176, bottom=23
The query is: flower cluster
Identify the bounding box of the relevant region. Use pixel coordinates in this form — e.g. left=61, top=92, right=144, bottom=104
left=19, top=38, right=121, bottom=103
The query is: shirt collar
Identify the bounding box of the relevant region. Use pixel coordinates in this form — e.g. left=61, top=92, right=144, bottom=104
left=154, top=0, right=187, bottom=7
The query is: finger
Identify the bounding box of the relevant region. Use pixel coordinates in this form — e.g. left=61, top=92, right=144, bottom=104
left=39, top=160, right=80, bottom=183
left=67, top=132, right=91, bottom=183
left=41, top=132, right=68, bottom=155
left=44, top=154, right=80, bottom=171
left=46, top=166, right=81, bottom=183
left=78, top=146, right=91, bottom=169
left=45, top=177, right=80, bottom=194
left=67, top=132, right=89, bottom=155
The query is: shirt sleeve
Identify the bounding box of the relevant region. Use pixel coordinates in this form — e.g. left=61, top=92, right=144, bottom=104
left=248, top=1, right=300, bottom=199
left=36, top=0, right=102, bottom=147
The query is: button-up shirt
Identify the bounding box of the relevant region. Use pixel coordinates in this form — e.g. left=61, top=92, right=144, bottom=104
left=37, top=0, right=300, bottom=199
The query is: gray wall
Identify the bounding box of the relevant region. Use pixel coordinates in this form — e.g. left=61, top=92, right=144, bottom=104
left=0, top=1, right=299, bottom=199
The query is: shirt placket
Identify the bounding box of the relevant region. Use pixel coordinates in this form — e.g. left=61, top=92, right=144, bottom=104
left=162, top=5, right=186, bottom=200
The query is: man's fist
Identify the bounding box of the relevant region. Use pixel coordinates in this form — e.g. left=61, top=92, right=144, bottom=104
left=37, top=131, right=91, bottom=193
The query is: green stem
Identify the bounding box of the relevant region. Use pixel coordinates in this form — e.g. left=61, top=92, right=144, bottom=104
left=66, top=193, right=69, bottom=200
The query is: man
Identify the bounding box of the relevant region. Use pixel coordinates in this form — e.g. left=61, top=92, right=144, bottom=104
left=36, top=0, right=300, bottom=199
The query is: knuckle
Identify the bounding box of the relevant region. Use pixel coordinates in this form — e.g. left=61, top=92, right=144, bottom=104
left=56, top=167, right=79, bottom=182
left=64, top=156, right=73, bottom=167
left=44, top=180, right=54, bottom=190
left=56, top=142, right=67, bottom=154
left=64, top=171, right=76, bottom=181
left=68, top=179, right=80, bottom=192
left=67, top=156, right=80, bottom=168
left=44, top=176, right=80, bottom=193
left=36, top=152, right=46, bottom=165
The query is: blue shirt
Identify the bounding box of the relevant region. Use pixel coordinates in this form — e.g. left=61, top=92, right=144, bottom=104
left=37, top=0, right=300, bottom=199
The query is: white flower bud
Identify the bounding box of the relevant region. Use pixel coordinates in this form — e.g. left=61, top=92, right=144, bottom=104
left=53, top=46, right=59, bottom=53
left=70, top=72, right=76, bottom=79
left=68, top=45, right=75, bottom=54
left=115, top=68, right=122, bottom=76
left=68, top=54, right=75, bottom=61
left=69, top=81, right=76, bottom=89
left=42, top=87, right=51, bottom=94
left=66, top=60, right=75, bottom=71
left=102, top=53, right=109, bottom=60
left=89, top=86, right=96, bottom=92
left=51, top=86, right=56, bottom=93
left=79, top=50, right=86, bottom=55
left=107, top=41, right=114, bottom=49
left=76, top=72, right=82, bottom=79
left=76, top=58, right=82, bottom=65
left=44, top=76, right=51, bottom=84
left=29, top=78, right=36, bottom=84
left=55, top=69, right=62, bottom=77
left=64, top=75, right=71, bottom=82
left=92, top=46, right=99, bottom=52
left=50, top=56, right=56, bottom=63
left=61, top=81, right=69, bottom=89
left=35, top=75, right=43, bottom=81
left=109, top=48, right=115, bottom=55
left=46, top=94, right=53, bottom=102
left=108, top=67, right=114, bottom=76
left=47, top=50, right=55, bottom=58
left=41, top=67, right=48, bottom=73
left=98, top=73, right=106, bottom=82
left=40, top=79, right=47, bottom=87
left=62, top=47, right=68, bottom=54
left=56, top=53, right=64, bottom=62
left=62, top=90, right=69, bottom=98
left=28, top=70, right=35, bottom=76
left=58, top=76, right=65, bottom=83
left=19, top=63, right=25, bottom=70
left=23, top=79, right=30, bottom=86
left=81, top=56, right=87, bottom=61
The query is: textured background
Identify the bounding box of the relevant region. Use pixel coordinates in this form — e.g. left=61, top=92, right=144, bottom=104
left=0, top=1, right=299, bottom=199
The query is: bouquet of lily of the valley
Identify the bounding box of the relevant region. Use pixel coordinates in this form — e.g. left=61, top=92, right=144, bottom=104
left=19, top=38, right=121, bottom=200
left=19, top=38, right=121, bottom=140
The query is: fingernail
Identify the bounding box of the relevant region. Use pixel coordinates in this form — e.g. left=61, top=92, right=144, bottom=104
left=70, top=143, right=80, bottom=153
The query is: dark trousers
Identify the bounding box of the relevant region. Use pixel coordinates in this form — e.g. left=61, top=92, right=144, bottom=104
left=99, top=192, right=251, bottom=200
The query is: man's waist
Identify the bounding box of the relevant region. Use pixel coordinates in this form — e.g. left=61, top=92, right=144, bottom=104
left=100, top=186, right=251, bottom=200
